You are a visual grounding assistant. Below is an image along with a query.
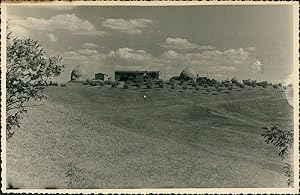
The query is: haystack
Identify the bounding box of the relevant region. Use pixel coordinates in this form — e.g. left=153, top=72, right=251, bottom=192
left=179, top=67, right=197, bottom=81
left=71, top=66, right=89, bottom=81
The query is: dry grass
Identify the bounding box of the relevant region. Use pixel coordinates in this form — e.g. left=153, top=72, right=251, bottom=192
left=6, top=83, right=292, bottom=189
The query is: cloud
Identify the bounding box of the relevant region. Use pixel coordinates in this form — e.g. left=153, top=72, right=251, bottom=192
left=102, top=18, right=153, bottom=34
left=160, top=37, right=215, bottom=51
left=77, top=49, right=98, bottom=56
left=42, top=6, right=77, bottom=11
left=47, top=33, right=57, bottom=42
left=10, top=14, right=106, bottom=36
left=82, top=42, right=98, bottom=49
left=107, top=48, right=156, bottom=65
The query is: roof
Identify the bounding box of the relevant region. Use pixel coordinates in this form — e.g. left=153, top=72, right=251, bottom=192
left=95, top=72, right=108, bottom=76
left=115, top=70, right=160, bottom=73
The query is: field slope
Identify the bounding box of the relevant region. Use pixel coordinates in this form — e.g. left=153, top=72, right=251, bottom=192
left=7, top=82, right=293, bottom=188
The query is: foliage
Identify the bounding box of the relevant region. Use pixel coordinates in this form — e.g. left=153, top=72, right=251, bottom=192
left=89, top=80, right=97, bottom=86
left=6, top=35, right=63, bottom=138
left=60, top=83, right=67, bottom=87
left=146, top=81, right=152, bottom=89
left=104, top=80, right=113, bottom=85
left=182, top=84, right=188, bottom=90
left=158, top=79, right=164, bottom=88
left=261, top=125, right=294, bottom=187
left=261, top=126, right=293, bottom=159
left=283, top=163, right=294, bottom=187
left=111, top=81, right=119, bottom=88
left=231, top=77, right=238, bottom=84
left=49, top=81, right=59, bottom=86
left=123, top=83, right=129, bottom=89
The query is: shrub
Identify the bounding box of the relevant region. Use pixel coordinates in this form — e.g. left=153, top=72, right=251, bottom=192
left=231, top=77, right=238, bottom=84
left=60, top=83, right=66, bottom=87
left=203, top=84, right=208, bottom=88
left=98, top=81, right=105, bottom=86
left=123, top=83, right=129, bottom=89
left=217, top=87, right=222, bottom=92
left=170, top=82, right=176, bottom=89
left=158, top=79, right=164, bottom=88
left=146, top=82, right=152, bottom=89
left=86, top=78, right=91, bottom=85
left=136, top=83, right=141, bottom=88
left=90, top=80, right=97, bottom=86
left=195, top=86, right=200, bottom=91
left=206, top=88, right=210, bottom=93
left=239, top=84, right=245, bottom=88
left=169, top=78, right=176, bottom=83
left=104, top=80, right=113, bottom=85
left=49, top=81, right=59, bottom=86
left=228, top=86, right=233, bottom=90
left=183, top=85, right=188, bottom=90
left=191, top=80, right=197, bottom=87
left=111, top=81, right=119, bottom=88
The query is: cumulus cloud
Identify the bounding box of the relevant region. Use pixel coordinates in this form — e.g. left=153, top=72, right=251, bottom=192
left=107, top=48, right=156, bottom=65
left=160, top=37, right=215, bottom=51
left=82, top=42, right=98, bottom=49
left=10, top=14, right=106, bottom=36
left=47, top=33, right=57, bottom=42
left=77, top=49, right=98, bottom=56
left=102, top=18, right=153, bottom=34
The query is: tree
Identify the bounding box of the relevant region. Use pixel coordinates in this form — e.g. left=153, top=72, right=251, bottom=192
left=6, top=34, right=63, bottom=139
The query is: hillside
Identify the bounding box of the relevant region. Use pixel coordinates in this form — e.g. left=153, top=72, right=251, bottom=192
left=7, top=82, right=293, bottom=188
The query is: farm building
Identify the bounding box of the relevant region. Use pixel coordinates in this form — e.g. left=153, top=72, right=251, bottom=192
left=95, top=73, right=109, bottom=81
left=115, top=70, right=160, bottom=81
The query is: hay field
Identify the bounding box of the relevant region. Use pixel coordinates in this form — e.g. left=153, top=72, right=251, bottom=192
left=7, top=82, right=293, bottom=188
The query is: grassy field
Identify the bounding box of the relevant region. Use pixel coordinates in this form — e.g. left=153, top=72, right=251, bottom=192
left=7, top=82, right=293, bottom=188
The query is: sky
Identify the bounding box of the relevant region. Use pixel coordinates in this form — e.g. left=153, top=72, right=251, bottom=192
left=7, top=4, right=295, bottom=82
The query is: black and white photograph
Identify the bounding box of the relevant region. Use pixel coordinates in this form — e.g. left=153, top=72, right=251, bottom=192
left=1, top=1, right=299, bottom=194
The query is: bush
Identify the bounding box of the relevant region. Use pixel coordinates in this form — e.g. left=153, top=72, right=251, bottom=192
left=217, top=87, right=222, bottom=92
left=90, top=80, right=97, bottom=86
left=98, top=81, right=105, bottom=86
left=123, top=83, right=129, bottom=89
left=111, top=81, right=119, bottom=88
left=203, top=84, right=208, bottom=88
left=158, top=79, right=164, bottom=88
left=195, top=86, right=200, bottom=91
left=146, top=81, right=152, bottom=89
left=239, top=84, right=245, bottom=88
left=49, top=81, right=59, bottom=86
left=104, top=80, right=113, bottom=85
left=136, top=83, right=141, bottom=88
left=191, top=80, right=197, bottom=87
left=228, top=86, right=233, bottom=90
left=86, top=78, right=91, bottom=85
left=183, top=85, right=188, bottom=90
left=60, top=83, right=66, bottom=87
left=231, top=77, right=238, bottom=84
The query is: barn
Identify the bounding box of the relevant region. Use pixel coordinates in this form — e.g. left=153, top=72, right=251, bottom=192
left=115, top=70, right=160, bottom=81
left=95, top=73, right=109, bottom=81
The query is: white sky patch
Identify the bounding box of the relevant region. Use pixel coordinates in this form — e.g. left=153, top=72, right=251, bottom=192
left=102, top=18, right=153, bottom=34
left=10, top=13, right=106, bottom=36
left=47, top=33, right=57, bottom=42
left=77, top=49, right=98, bottom=56
left=108, top=48, right=155, bottom=65
left=82, top=42, right=98, bottom=49
left=160, top=37, right=199, bottom=50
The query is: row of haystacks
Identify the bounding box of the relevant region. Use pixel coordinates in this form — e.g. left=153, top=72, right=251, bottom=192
left=68, top=65, right=285, bottom=90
